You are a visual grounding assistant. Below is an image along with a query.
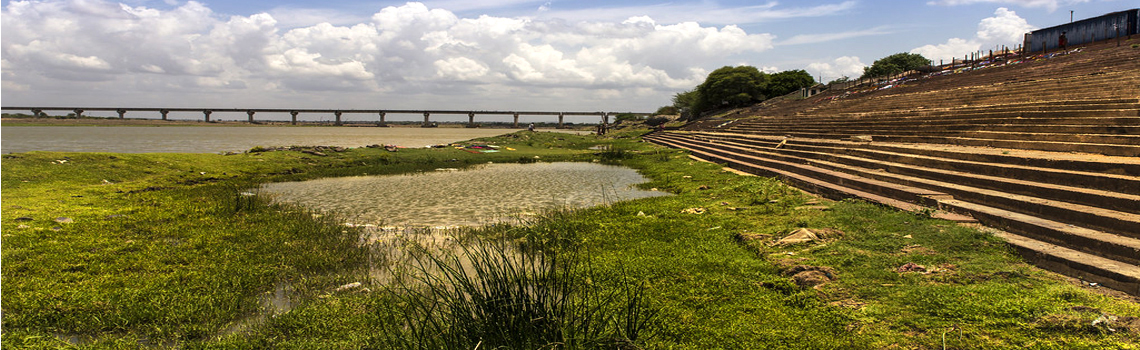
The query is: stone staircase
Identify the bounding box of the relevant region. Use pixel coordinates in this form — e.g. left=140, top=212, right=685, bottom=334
left=645, top=41, right=1140, bottom=295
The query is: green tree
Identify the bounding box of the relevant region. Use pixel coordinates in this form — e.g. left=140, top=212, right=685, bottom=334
left=671, top=89, right=700, bottom=120
left=766, top=69, right=816, bottom=97
left=694, top=65, right=769, bottom=116
left=861, top=53, right=931, bottom=78
left=655, top=106, right=680, bottom=115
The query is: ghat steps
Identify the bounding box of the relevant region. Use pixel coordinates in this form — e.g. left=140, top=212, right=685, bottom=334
left=646, top=40, right=1140, bottom=295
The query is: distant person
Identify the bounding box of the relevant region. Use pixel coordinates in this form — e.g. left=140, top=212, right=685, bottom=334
left=1059, top=31, right=1067, bottom=50
left=528, top=122, right=535, bottom=132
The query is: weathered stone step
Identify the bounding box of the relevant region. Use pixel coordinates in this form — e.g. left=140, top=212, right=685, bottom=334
left=643, top=134, right=974, bottom=222
left=738, top=113, right=1140, bottom=130
left=992, top=227, right=1140, bottom=296
left=820, top=81, right=1140, bottom=108
left=730, top=126, right=1140, bottom=145
left=676, top=134, right=1140, bottom=237
left=877, top=135, right=1140, bottom=157
left=690, top=133, right=1140, bottom=206
left=937, top=199, right=1140, bottom=266
left=853, top=104, right=1140, bottom=118
left=646, top=134, right=950, bottom=208
left=690, top=131, right=1140, bottom=177
left=814, top=105, right=1140, bottom=121
left=860, top=142, right=1140, bottom=177
left=815, top=84, right=1140, bottom=116
left=719, top=127, right=1140, bottom=156
left=750, top=117, right=1140, bottom=130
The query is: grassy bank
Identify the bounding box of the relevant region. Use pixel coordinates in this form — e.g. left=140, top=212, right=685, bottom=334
left=3, top=130, right=1138, bottom=349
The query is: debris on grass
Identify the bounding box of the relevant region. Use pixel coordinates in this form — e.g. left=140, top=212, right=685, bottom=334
left=782, top=265, right=839, bottom=288
left=681, top=207, right=706, bottom=214
left=896, top=262, right=927, bottom=273
left=772, top=228, right=844, bottom=246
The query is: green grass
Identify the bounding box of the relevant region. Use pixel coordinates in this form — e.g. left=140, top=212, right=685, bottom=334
left=372, top=219, right=655, bottom=349
left=3, top=129, right=1138, bottom=349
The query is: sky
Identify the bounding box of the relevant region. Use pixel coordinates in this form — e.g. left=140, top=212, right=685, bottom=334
left=0, top=0, right=1133, bottom=120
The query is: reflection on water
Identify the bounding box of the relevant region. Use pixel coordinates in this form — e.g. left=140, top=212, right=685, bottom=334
left=260, top=162, right=668, bottom=228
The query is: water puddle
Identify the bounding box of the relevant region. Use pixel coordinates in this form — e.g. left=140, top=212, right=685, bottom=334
left=260, top=162, right=669, bottom=228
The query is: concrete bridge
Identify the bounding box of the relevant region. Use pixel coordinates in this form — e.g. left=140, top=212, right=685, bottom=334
left=1, top=107, right=653, bottom=128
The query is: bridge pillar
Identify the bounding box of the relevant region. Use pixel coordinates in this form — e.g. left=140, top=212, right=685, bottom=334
left=31, top=109, right=43, bottom=118
left=203, top=110, right=212, bottom=122
left=379, top=112, right=386, bottom=125
left=334, top=111, right=343, bottom=126
left=422, top=112, right=431, bottom=127
left=558, top=113, right=564, bottom=129
left=290, top=111, right=299, bottom=125
left=73, top=109, right=84, bottom=118
left=247, top=110, right=255, bottom=123
left=117, top=109, right=126, bottom=119
left=160, top=109, right=169, bottom=121
left=513, top=113, right=519, bottom=128
left=468, top=112, right=476, bottom=128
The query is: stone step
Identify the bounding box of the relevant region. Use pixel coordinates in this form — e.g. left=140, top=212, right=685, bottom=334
left=938, top=199, right=1140, bottom=266
left=847, top=102, right=1140, bottom=118
left=747, top=123, right=1140, bottom=135
left=718, top=128, right=1140, bottom=156
left=993, top=229, right=1140, bottom=296
left=814, top=84, right=1140, bottom=115
left=691, top=132, right=1140, bottom=177
left=688, top=132, right=1140, bottom=201
left=647, top=134, right=951, bottom=207
left=670, top=133, right=1140, bottom=237
left=746, top=109, right=1140, bottom=127
left=729, top=127, right=1140, bottom=145
left=877, top=135, right=1140, bottom=157
left=643, top=134, right=975, bottom=222
left=751, top=115, right=1140, bottom=128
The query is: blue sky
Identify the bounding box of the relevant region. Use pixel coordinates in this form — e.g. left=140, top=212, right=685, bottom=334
left=1, top=0, right=1132, bottom=118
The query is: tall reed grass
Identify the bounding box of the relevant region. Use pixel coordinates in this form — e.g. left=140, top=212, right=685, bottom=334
left=375, top=215, right=655, bottom=349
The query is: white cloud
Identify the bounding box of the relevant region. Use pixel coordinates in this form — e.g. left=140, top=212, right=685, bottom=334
left=806, top=56, right=867, bottom=82
left=977, top=7, right=1035, bottom=43
left=1, top=0, right=785, bottom=111
left=911, top=7, right=1034, bottom=62
left=926, top=0, right=1089, bottom=12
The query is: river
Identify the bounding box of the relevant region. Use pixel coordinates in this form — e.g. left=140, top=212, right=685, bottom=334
left=1, top=126, right=545, bottom=153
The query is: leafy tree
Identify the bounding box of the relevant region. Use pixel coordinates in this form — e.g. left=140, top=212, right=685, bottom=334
left=827, top=76, right=852, bottom=85
left=861, top=53, right=931, bottom=78
left=655, top=106, right=680, bottom=115
left=694, top=65, right=769, bottom=115
left=645, top=116, right=670, bottom=126
left=671, top=89, right=700, bottom=120
left=765, top=70, right=816, bottom=97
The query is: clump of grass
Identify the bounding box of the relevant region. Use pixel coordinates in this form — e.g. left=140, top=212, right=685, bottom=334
left=597, top=145, right=632, bottom=162
left=377, top=218, right=656, bottom=349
